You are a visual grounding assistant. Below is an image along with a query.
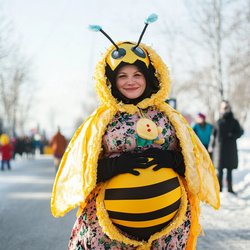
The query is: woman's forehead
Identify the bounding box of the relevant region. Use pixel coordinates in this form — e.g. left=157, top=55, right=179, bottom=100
left=117, top=64, right=140, bottom=73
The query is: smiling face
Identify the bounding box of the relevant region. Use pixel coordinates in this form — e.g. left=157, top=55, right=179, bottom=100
left=115, top=64, right=146, bottom=100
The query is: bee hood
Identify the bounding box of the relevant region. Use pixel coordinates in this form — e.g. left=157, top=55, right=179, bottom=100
left=94, top=42, right=171, bottom=113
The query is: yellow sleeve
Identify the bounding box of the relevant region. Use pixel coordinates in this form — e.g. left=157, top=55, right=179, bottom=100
left=51, top=106, right=117, bottom=217
left=51, top=114, right=95, bottom=217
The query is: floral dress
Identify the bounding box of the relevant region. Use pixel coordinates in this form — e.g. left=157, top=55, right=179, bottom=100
left=68, top=108, right=191, bottom=250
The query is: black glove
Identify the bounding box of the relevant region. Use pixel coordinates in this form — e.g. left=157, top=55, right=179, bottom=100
left=141, top=147, right=185, bottom=176
left=97, top=152, right=150, bottom=183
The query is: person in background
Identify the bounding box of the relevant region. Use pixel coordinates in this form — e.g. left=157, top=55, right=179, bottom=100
left=192, top=112, right=213, bottom=150
left=49, top=127, right=67, bottom=172
left=209, top=100, right=244, bottom=194
left=0, top=134, right=13, bottom=171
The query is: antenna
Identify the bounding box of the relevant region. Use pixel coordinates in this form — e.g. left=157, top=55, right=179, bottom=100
left=88, top=25, right=119, bottom=51
left=134, top=13, right=158, bottom=49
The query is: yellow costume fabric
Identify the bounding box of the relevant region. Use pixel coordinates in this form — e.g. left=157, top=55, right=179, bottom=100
left=51, top=42, right=220, bottom=249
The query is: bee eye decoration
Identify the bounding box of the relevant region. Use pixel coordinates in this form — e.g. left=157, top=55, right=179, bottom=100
left=88, top=13, right=158, bottom=61
left=88, top=25, right=126, bottom=59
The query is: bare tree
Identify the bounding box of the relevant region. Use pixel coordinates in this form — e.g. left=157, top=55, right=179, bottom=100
left=226, top=0, right=250, bottom=124
left=149, top=2, right=188, bottom=99
left=0, top=58, right=32, bottom=135
left=185, top=65, right=218, bottom=122
left=182, top=0, right=250, bottom=123
left=0, top=11, right=34, bottom=136
left=0, top=14, right=10, bottom=60
left=228, top=51, right=250, bottom=124
left=183, top=0, right=231, bottom=100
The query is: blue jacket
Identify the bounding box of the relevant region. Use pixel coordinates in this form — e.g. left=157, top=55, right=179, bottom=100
left=192, top=123, right=213, bottom=149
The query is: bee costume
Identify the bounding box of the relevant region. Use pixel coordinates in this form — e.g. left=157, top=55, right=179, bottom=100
left=51, top=14, right=220, bottom=250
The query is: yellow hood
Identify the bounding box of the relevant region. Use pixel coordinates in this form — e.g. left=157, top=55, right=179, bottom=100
left=94, top=42, right=171, bottom=113
left=0, top=134, right=10, bottom=145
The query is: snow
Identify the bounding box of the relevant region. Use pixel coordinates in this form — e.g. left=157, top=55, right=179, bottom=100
left=1, top=136, right=249, bottom=249
left=197, top=136, right=250, bottom=249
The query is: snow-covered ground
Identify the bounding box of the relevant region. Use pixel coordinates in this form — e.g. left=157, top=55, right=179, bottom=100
left=197, top=135, right=250, bottom=249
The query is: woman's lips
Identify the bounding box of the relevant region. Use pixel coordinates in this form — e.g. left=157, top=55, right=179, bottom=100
left=124, top=87, right=139, bottom=91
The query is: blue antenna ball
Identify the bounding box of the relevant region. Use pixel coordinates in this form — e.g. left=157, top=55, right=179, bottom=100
left=145, top=13, right=158, bottom=24
left=88, top=25, right=102, bottom=32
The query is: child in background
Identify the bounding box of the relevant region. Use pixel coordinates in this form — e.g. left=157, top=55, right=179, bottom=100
left=0, top=134, right=13, bottom=171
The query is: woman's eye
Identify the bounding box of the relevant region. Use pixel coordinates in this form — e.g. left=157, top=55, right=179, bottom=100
left=134, top=73, right=142, bottom=77
left=117, top=74, right=126, bottom=78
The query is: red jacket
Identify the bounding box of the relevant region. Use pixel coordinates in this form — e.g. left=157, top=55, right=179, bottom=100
left=0, top=144, right=12, bottom=160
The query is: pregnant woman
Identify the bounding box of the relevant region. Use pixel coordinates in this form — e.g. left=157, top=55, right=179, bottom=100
left=51, top=14, right=220, bottom=250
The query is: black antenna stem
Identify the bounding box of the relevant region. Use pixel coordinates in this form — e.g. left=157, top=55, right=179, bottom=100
left=134, top=23, right=148, bottom=49
left=99, top=29, right=119, bottom=50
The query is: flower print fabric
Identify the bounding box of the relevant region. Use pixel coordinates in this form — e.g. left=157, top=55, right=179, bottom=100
left=102, top=107, right=181, bottom=157
left=68, top=194, right=191, bottom=250
left=68, top=107, right=190, bottom=249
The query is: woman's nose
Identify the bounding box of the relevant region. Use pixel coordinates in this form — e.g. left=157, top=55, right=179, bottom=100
left=127, top=77, right=136, bottom=85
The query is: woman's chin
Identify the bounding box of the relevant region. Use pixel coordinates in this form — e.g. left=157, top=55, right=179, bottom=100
left=122, top=93, right=142, bottom=100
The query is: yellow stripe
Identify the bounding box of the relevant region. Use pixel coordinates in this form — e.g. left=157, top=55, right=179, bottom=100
left=104, top=186, right=181, bottom=213
left=106, top=166, right=178, bottom=189
left=96, top=176, right=188, bottom=247
left=112, top=210, right=178, bottom=228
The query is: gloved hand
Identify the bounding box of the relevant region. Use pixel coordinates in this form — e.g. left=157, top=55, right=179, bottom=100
left=97, top=152, right=150, bottom=183
left=140, top=147, right=185, bottom=176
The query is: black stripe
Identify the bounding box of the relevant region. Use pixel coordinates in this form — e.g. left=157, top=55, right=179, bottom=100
left=107, top=198, right=181, bottom=221
left=114, top=219, right=173, bottom=241
left=105, top=177, right=180, bottom=200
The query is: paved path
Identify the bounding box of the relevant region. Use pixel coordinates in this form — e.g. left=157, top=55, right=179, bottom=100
left=0, top=156, right=76, bottom=250
left=1, top=153, right=249, bottom=250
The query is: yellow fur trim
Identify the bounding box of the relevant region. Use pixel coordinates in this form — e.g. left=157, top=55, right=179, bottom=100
left=51, top=105, right=118, bottom=217
left=96, top=177, right=188, bottom=249
left=183, top=180, right=201, bottom=250
left=94, top=42, right=171, bottom=113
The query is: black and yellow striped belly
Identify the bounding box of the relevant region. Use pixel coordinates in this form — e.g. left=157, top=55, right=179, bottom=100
left=104, top=166, right=182, bottom=240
